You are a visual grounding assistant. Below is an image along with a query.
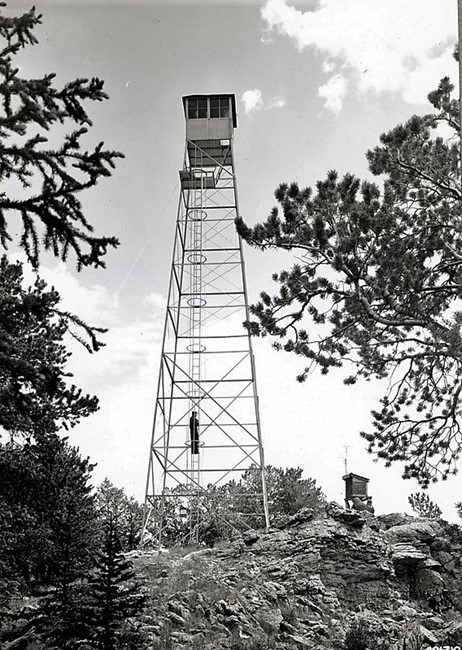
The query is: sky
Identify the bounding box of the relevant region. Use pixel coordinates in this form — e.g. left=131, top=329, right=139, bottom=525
left=7, top=0, right=460, bottom=519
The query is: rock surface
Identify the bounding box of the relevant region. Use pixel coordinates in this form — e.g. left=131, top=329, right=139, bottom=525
left=132, top=505, right=462, bottom=649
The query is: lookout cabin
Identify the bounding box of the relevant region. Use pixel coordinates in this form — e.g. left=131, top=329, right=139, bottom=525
left=181, top=94, right=237, bottom=173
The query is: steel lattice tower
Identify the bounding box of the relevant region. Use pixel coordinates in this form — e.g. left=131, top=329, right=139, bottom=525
left=142, top=94, right=269, bottom=545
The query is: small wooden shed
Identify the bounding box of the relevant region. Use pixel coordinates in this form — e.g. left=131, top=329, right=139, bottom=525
left=343, top=472, right=369, bottom=508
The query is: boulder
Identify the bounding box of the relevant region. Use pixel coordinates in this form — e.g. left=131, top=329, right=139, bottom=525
left=261, top=581, right=287, bottom=601
left=242, top=529, right=260, bottom=546
left=414, top=567, right=445, bottom=600
left=286, top=507, right=315, bottom=526
left=419, top=625, right=439, bottom=645
left=385, top=520, right=441, bottom=544
left=393, top=604, right=418, bottom=620
left=390, top=542, right=428, bottom=566
left=422, top=615, right=445, bottom=630
left=421, top=556, right=442, bottom=570
left=440, top=621, right=462, bottom=645
left=377, top=513, right=414, bottom=530
left=325, top=501, right=366, bottom=528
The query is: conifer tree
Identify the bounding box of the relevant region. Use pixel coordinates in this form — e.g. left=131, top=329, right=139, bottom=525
left=0, top=434, right=97, bottom=594
left=37, top=520, right=146, bottom=650
left=86, top=520, right=146, bottom=650
left=0, top=256, right=101, bottom=440
left=237, top=74, right=462, bottom=487
left=0, top=5, right=123, bottom=646
left=456, top=501, right=462, bottom=521
left=0, top=2, right=123, bottom=438
left=408, top=492, right=442, bottom=519
left=238, top=464, right=326, bottom=523
left=95, top=479, right=144, bottom=552
left=0, top=4, right=122, bottom=270
left=158, top=466, right=326, bottom=546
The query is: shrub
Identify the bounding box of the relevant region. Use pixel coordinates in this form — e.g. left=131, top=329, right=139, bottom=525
left=344, top=619, right=370, bottom=650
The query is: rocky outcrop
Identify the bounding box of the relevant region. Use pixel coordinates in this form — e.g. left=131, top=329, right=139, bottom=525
left=132, top=505, right=462, bottom=649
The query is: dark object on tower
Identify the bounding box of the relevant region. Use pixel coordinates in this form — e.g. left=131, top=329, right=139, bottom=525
left=343, top=472, right=374, bottom=512
left=189, top=411, right=199, bottom=455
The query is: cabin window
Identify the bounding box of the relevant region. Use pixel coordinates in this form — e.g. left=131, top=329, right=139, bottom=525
left=188, top=97, right=231, bottom=119
left=210, top=97, right=230, bottom=118
left=187, top=98, right=207, bottom=119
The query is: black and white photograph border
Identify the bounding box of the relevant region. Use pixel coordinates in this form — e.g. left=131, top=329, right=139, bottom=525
left=0, top=1, right=461, bottom=649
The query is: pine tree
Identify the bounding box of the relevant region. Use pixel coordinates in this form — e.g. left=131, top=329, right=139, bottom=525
left=0, top=5, right=121, bottom=439
left=0, top=4, right=122, bottom=270
left=158, top=466, right=327, bottom=546
left=0, top=6, right=124, bottom=646
left=0, top=434, right=98, bottom=595
left=0, top=256, right=102, bottom=440
left=236, top=465, right=326, bottom=528
left=95, top=479, right=144, bottom=552
left=37, top=520, right=146, bottom=650
left=236, top=74, right=462, bottom=487
left=39, top=579, right=93, bottom=650
left=0, top=435, right=99, bottom=649
left=86, top=519, right=146, bottom=650
left=408, top=492, right=442, bottom=519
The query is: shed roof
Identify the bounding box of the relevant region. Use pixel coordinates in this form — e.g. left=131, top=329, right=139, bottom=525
left=342, top=473, right=370, bottom=483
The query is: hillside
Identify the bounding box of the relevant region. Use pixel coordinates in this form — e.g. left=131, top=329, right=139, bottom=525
left=130, top=503, right=462, bottom=649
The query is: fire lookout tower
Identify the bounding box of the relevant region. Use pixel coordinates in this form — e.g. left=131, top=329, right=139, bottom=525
left=142, top=94, right=270, bottom=545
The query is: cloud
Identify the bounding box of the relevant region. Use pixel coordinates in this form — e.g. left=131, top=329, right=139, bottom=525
left=12, top=256, right=165, bottom=383
left=241, top=90, right=287, bottom=114
left=267, top=95, right=287, bottom=109
left=9, top=254, right=165, bottom=496
left=241, top=89, right=264, bottom=114
left=261, top=0, right=457, bottom=112
left=318, top=73, right=347, bottom=115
